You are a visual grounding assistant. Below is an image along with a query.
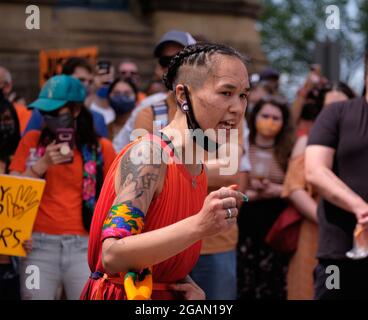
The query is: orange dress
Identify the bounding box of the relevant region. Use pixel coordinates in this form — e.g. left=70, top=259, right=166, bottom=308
left=282, top=154, right=319, bottom=300
left=80, top=134, right=207, bottom=300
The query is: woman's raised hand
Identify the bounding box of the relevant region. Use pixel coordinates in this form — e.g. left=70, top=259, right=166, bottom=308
left=194, top=186, right=243, bottom=238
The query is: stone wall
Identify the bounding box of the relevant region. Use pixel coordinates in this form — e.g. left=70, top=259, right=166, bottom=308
left=0, top=0, right=267, bottom=102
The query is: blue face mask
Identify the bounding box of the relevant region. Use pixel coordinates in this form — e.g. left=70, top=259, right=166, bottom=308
left=108, top=95, right=135, bottom=114
left=96, top=86, right=110, bottom=99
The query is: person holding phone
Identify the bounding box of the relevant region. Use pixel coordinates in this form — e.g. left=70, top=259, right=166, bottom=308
left=24, top=57, right=109, bottom=138
left=9, top=75, right=116, bottom=300
left=89, top=60, right=116, bottom=126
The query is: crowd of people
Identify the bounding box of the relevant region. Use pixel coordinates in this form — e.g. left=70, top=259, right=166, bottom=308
left=1, top=28, right=367, bottom=301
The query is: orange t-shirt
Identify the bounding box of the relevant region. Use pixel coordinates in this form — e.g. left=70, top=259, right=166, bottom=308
left=13, top=103, right=32, bottom=134
left=9, top=130, right=116, bottom=236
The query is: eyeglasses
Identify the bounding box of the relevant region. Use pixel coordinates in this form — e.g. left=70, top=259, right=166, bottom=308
left=158, top=55, right=175, bottom=68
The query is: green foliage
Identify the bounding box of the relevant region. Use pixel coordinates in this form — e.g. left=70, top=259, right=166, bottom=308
left=259, top=0, right=366, bottom=78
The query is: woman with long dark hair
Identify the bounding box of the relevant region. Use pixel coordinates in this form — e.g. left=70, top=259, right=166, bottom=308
left=106, top=77, right=138, bottom=142
left=0, top=91, right=20, bottom=172
left=0, top=89, right=23, bottom=300
left=238, top=95, right=295, bottom=299
left=9, top=75, right=116, bottom=299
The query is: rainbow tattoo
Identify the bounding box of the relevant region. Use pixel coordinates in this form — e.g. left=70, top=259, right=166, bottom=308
left=101, top=201, right=145, bottom=241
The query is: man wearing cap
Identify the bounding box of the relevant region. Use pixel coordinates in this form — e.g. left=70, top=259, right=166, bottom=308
left=9, top=74, right=116, bottom=300
left=112, top=30, right=196, bottom=152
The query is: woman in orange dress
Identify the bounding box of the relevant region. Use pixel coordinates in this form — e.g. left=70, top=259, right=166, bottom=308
left=80, top=43, right=250, bottom=300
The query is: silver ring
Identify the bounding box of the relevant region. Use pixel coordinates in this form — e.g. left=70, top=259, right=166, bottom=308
left=226, top=208, right=232, bottom=219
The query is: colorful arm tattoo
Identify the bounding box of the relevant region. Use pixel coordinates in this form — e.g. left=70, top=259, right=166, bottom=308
left=101, top=202, right=153, bottom=299
left=101, top=201, right=145, bottom=242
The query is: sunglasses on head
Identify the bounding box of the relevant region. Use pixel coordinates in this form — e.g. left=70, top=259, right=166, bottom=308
left=158, top=56, right=175, bottom=68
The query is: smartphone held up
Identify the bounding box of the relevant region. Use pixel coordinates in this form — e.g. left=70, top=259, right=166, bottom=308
left=56, top=128, right=75, bottom=164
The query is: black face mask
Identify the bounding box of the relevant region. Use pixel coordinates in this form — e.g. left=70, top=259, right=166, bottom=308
left=183, top=85, right=220, bottom=152
left=43, top=112, right=74, bottom=134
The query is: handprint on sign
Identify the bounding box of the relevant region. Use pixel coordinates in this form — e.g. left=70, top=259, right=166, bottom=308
left=6, top=185, right=39, bottom=220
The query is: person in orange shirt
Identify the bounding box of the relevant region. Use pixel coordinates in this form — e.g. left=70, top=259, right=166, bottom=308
left=0, top=66, right=31, bottom=134
left=9, top=75, right=116, bottom=300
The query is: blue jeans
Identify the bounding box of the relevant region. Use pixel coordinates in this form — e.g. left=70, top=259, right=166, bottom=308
left=190, top=250, right=236, bottom=300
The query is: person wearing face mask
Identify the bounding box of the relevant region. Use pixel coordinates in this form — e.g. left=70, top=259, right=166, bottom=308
left=9, top=75, right=116, bottom=300
left=245, top=80, right=275, bottom=120
left=237, top=95, right=295, bottom=300
left=117, top=59, right=146, bottom=104
left=89, top=61, right=116, bottom=126
left=24, top=57, right=109, bottom=138
left=112, top=30, right=196, bottom=153
left=106, top=78, right=137, bottom=142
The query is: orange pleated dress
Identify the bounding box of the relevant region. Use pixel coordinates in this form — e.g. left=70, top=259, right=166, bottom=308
left=80, top=134, right=207, bottom=300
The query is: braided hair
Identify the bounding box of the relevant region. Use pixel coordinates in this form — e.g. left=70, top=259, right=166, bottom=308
left=163, top=43, right=248, bottom=91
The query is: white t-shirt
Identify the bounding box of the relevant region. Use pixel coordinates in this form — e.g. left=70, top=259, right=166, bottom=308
left=112, top=92, right=168, bottom=153
left=90, top=102, right=116, bottom=125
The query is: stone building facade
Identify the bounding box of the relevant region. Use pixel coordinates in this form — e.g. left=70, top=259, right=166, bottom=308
left=0, top=0, right=267, bottom=102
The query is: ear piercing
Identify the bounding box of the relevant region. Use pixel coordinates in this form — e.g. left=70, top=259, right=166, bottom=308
left=181, top=102, right=189, bottom=112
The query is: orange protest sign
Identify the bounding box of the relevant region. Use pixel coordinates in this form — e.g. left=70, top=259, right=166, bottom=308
left=0, top=175, right=45, bottom=257
left=39, top=46, right=98, bottom=87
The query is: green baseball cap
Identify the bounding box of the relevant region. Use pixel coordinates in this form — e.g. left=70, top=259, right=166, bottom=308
left=29, top=74, right=86, bottom=112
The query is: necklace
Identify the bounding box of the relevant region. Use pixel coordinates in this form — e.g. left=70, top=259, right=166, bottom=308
left=192, top=178, right=197, bottom=188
